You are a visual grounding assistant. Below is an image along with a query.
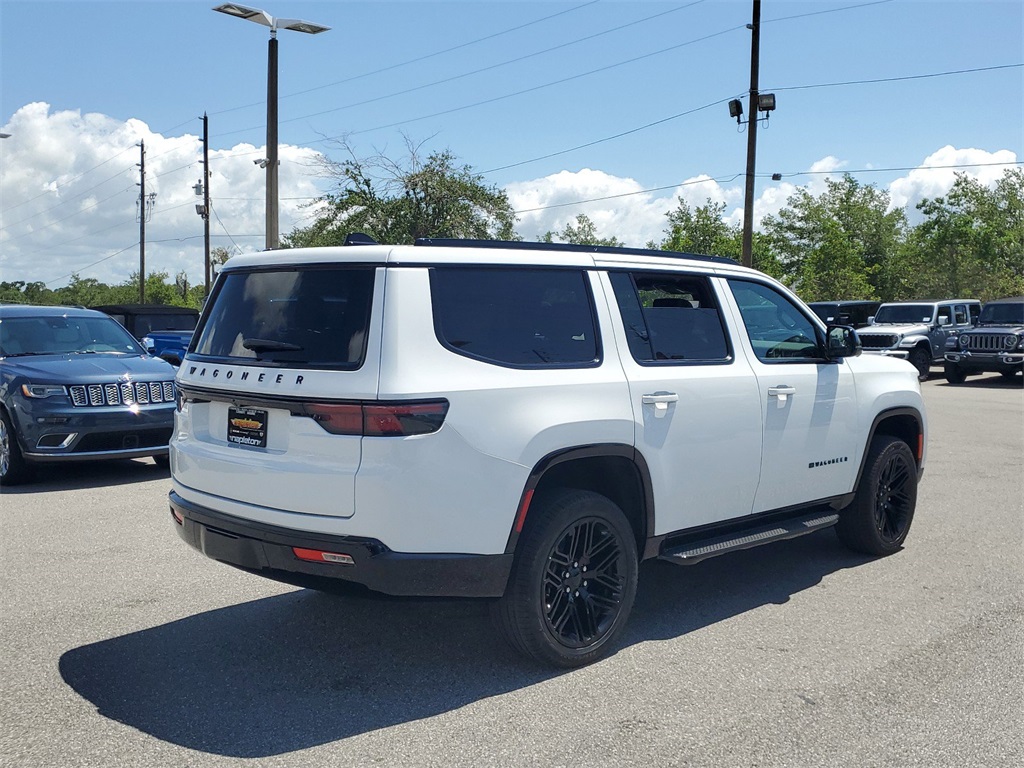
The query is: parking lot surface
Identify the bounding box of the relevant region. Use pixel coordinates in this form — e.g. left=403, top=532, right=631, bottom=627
left=1, top=375, right=1021, bottom=767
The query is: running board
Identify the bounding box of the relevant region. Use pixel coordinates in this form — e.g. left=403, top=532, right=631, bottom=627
left=658, top=512, right=839, bottom=566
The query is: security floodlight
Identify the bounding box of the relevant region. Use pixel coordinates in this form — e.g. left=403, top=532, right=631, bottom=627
left=728, top=99, right=743, bottom=121
left=771, top=173, right=782, bottom=181
left=0, top=133, right=10, bottom=139
left=757, top=93, right=776, bottom=112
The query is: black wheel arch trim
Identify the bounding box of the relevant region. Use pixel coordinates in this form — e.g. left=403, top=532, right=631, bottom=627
left=855, top=406, right=926, bottom=490
left=503, top=444, right=655, bottom=558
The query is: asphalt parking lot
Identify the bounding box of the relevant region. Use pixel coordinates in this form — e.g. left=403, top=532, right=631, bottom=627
left=1, top=375, right=1021, bottom=768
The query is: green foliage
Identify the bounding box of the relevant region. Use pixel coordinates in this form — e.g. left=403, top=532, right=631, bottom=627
left=761, top=175, right=907, bottom=302
left=541, top=214, right=623, bottom=246
left=907, top=170, right=1024, bottom=301
left=284, top=141, right=518, bottom=247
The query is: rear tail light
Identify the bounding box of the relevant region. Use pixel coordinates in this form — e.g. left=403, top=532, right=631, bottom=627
left=305, top=400, right=448, bottom=437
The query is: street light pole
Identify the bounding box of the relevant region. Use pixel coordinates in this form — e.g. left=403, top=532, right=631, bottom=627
left=741, top=0, right=762, bottom=269
left=212, top=3, right=330, bottom=251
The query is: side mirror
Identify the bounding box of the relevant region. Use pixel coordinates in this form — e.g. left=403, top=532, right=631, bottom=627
left=938, top=316, right=950, bottom=326
left=867, top=316, right=875, bottom=325
left=825, top=325, right=861, bottom=359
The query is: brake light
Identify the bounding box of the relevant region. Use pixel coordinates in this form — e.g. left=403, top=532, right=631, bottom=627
left=306, top=400, right=448, bottom=437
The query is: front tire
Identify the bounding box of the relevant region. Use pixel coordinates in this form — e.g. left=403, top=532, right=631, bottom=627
left=0, top=409, right=32, bottom=486
left=493, top=489, right=638, bottom=668
left=909, top=347, right=931, bottom=381
left=837, top=435, right=918, bottom=556
left=944, top=364, right=967, bottom=384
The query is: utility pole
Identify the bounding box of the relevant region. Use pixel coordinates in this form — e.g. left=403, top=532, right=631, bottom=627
left=138, top=141, right=147, bottom=303
left=266, top=30, right=279, bottom=250
left=741, top=0, right=762, bottom=269
left=202, top=113, right=212, bottom=295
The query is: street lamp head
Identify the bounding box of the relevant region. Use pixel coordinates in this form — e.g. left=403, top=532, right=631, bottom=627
left=213, top=3, right=271, bottom=26
left=212, top=3, right=330, bottom=34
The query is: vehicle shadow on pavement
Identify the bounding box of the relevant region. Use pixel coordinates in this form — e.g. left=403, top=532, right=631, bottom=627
left=59, top=530, right=868, bottom=757
left=0, top=458, right=168, bottom=494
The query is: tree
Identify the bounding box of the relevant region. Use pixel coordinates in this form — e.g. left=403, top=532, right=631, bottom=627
left=762, top=176, right=907, bottom=301
left=284, top=138, right=518, bottom=247
left=540, top=213, right=623, bottom=246
left=648, top=197, right=783, bottom=279
left=909, top=169, right=1024, bottom=301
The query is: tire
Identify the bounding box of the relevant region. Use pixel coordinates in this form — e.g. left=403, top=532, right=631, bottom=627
left=909, top=347, right=931, bottom=381
left=153, top=454, right=171, bottom=469
left=999, top=370, right=1022, bottom=383
left=0, top=409, right=32, bottom=486
left=492, top=489, right=638, bottom=668
left=837, top=435, right=917, bottom=556
left=944, top=364, right=967, bottom=385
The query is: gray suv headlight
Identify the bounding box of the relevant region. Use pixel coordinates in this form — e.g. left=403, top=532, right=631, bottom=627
left=960, top=335, right=971, bottom=348
left=21, top=384, right=67, bottom=398
left=1006, top=335, right=1019, bottom=349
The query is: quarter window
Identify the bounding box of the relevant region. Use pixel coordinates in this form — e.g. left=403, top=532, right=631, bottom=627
left=431, top=267, right=599, bottom=367
left=609, top=272, right=730, bottom=363
left=727, top=280, right=821, bottom=362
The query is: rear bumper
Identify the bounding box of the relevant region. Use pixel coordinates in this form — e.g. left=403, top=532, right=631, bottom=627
left=169, top=491, right=513, bottom=598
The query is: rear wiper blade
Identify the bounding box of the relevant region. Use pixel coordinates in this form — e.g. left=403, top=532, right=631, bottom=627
left=242, top=338, right=304, bottom=353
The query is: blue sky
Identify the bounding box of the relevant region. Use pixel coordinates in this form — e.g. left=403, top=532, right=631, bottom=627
left=1, top=0, right=1021, bottom=289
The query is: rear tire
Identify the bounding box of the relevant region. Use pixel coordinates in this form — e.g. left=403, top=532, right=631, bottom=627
left=0, top=409, right=32, bottom=486
left=492, top=489, right=638, bottom=668
left=909, top=347, right=931, bottom=381
left=944, top=364, right=967, bottom=384
left=837, top=435, right=917, bottom=556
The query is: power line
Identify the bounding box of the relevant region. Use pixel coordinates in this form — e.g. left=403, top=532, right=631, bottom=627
left=0, top=146, right=136, bottom=215
left=219, top=1, right=710, bottom=137
left=765, top=63, right=1023, bottom=93
left=208, top=0, right=604, bottom=119
left=0, top=165, right=136, bottom=233
left=43, top=242, right=139, bottom=287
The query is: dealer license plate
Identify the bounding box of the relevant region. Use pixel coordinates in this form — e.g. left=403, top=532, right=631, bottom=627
left=227, top=407, right=268, bottom=448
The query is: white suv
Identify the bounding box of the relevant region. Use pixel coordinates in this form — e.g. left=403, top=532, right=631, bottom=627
left=169, top=238, right=927, bottom=667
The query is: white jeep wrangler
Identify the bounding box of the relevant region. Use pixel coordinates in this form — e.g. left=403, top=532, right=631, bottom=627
left=169, top=238, right=926, bottom=667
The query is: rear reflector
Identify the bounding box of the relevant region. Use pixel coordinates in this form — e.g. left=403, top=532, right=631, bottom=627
left=305, top=400, right=449, bottom=437
left=292, top=547, right=355, bottom=565
left=171, top=508, right=184, bottom=525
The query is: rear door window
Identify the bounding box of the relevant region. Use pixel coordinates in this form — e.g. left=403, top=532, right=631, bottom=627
left=192, top=267, right=375, bottom=369
left=431, top=267, right=599, bottom=368
left=608, top=271, right=731, bottom=364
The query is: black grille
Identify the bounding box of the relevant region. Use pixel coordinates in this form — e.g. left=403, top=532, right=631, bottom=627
left=858, top=334, right=898, bottom=349
left=963, top=334, right=1015, bottom=352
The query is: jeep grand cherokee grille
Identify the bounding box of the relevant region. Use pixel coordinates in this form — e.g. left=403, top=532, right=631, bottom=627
left=69, top=381, right=175, bottom=407
left=858, top=333, right=898, bottom=349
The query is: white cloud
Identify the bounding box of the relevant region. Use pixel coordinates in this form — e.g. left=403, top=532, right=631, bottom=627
left=0, top=103, right=327, bottom=290
left=888, top=145, right=1018, bottom=214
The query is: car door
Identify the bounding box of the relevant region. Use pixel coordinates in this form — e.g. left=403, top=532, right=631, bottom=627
left=602, top=270, right=763, bottom=533
left=720, top=278, right=860, bottom=514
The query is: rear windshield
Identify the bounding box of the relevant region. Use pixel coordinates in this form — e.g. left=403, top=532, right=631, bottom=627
left=192, top=267, right=375, bottom=369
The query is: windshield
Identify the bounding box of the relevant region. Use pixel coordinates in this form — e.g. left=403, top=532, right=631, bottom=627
left=193, top=267, right=375, bottom=368
left=872, top=304, right=934, bottom=324
left=978, top=302, right=1024, bottom=325
left=0, top=315, right=143, bottom=356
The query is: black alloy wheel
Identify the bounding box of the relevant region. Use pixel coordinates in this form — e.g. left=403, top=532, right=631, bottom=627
left=837, top=435, right=918, bottom=556
left=493, top=489, right=638, bottom=668
left=542, top=517, right=627, bottom=650
left=909, top=348, right=931, bottom=381
left=0, top=409, right=31, bottom=485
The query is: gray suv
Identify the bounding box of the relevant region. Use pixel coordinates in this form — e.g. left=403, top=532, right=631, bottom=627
left=857, top=299, right=980, bottom=380
left=943, top=296, right=1024, bottom=383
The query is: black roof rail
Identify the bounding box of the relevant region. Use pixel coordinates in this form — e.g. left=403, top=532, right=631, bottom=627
left=413, top=237, right=738, bottom=265
left=344, top=232, right=379, bottom=246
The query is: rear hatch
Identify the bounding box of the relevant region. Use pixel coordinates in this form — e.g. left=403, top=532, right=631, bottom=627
left=172, top=264, right=381, bottom=518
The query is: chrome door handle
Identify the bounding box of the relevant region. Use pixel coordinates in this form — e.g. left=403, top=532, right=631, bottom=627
left=642, top=392, right=678, bottom=416
left=768, top=385, right=796, bottom=403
